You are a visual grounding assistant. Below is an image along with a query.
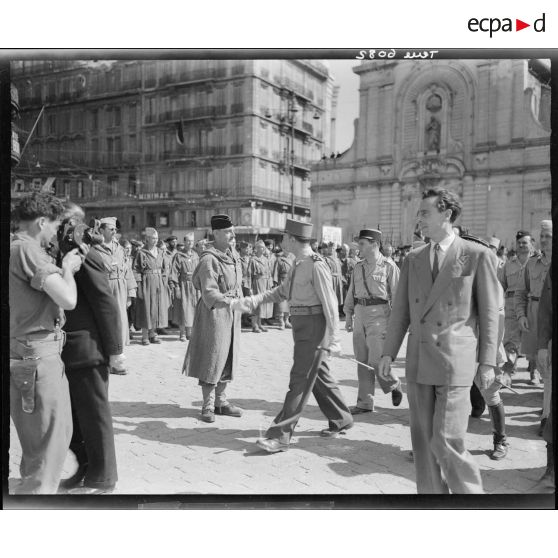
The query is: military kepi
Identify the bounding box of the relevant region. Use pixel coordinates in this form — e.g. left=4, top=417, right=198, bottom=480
left=540, top=219, right=552, bottom=232
left=284, top=218, right=313, bottom=240
left=211, top=214, right=234, bottom=230
left=516, top=230, right=531, bottom=240
left=100, top=216, right=117, bottom=228
left=358, top=228, right=382, bottom=243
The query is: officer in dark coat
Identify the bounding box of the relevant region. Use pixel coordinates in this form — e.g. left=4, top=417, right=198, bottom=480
left=58, top=218, right=124, bottom=494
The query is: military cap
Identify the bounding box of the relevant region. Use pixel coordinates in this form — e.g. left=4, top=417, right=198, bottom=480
left=211, top=214, right=234, bottom=230
left=516, top=230, right=531, bottom=240
left=284, top=218, right=313, bottom=240
left=165, top=235, right=178, bottom=242
left=488, top=237, right=501, bottom=249
left=356, top=228, right=382, bottom=243
left=540, top=220, right=552, bottom=232
left=100, top=216, right=118, bottom=228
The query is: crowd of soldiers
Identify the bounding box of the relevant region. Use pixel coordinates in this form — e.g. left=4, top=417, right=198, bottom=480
left=8, top=188, right=554, bottom=496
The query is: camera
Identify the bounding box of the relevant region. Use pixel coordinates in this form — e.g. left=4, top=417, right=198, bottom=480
left=57, top=217, right=104, bottom=256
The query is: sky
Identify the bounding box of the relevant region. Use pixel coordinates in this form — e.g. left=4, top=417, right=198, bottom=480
left=326, top=60, right=361, bottom=153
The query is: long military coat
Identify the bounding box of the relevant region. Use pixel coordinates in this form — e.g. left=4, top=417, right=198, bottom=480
left=133, top=247, right=170, bottom=330
left=169, top=250, right=200, bottom=328
left=182, top=246, right=243, bottom=384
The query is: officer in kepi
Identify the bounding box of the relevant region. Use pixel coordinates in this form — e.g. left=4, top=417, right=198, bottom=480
left=343, top=228, right=403, bottom=414
left=239, top=218, right=353, bottom=453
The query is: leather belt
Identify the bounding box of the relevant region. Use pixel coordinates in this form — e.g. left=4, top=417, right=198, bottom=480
left=355, top=297, right=388, bottom=306
left=143, top=269, right=162, bottom=275
left=505, top=291, right=515, bottom=298
left=289, top=305, right=323, bottom=316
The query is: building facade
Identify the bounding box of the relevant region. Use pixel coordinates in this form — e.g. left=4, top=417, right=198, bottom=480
left=310, top=59, right=551, bottom=248
left=11, top=59, right=334, bottom=241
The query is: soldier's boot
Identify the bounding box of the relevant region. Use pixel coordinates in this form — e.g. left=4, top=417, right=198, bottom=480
left=488, top=402, right=508, bottom=460
left=470, top=383, right=486, bottom=418
left=531, top=444, right=555, bottom=493
left=528, top=360, right=541, bottom=385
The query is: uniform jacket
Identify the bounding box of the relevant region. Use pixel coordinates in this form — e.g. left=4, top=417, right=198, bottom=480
left=382, top=235, right=500, bottom=386
left=62, top=249, right=123, bottom=369
left=182, top=246, right=243, bottom=384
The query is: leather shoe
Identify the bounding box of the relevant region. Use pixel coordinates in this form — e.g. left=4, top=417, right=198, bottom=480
left=320, top=422, right=354, bottom=438
left=349, top=406, right=372, bottom=415
left=490, top=439, right=509, bottom=460
left=391, top=386, right=403, bottom=407
left=256, top=438, right=289, bottom=453
left=215, top=404, right=243, bottom=417
left=141, top=339, right=150, bottom=346
left=149, top=336, right=161, bottom=344
left=156, top=328, right=170, bottom=335
left=59, top=463, right=88, bottom=489
left=110, top=367, right=128, bottom=375
left=200, top=409, right=215, bottom=423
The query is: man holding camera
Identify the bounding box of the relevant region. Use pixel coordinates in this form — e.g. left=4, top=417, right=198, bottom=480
left=9, top=192, right=83, bottom=494
left=57, top=216, right=124, bottom=494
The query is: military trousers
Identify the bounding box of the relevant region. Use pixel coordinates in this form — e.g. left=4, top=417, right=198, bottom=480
left=10, top=334, right=72, bottom=494
left=352, top=304, right=399, bottom=410
left=266, top=314, right=352, bottom=444
left=407, top=381, right=483, bottom=494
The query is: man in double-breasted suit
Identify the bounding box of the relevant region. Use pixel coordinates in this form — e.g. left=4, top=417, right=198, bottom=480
left=379, top=188, right=500, bottom=494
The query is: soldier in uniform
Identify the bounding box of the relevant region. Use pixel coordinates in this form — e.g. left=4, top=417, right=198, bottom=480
left=95, top=217, right=137, bottom=356
left=515, top=220, right=552, bottom=434
left=182, top=215, right=244, bottom=423
left=241, top=218, right=353, bottom=453
left=238, top=241, right=253, bottom=328
left=133, top=227, right=170, bottom=345
left=272, top=246, right=293, bottom=329
left=169, top=235, right=200, bottom=341
left=248, top=240, right=274, bottom=332
left=324, top=242, right=344, bottom=314
left=9, top=192, right=83, bottom=494
left=498, top=231, right=533, bottom=379
left=344, top=228, right=403, bottom=414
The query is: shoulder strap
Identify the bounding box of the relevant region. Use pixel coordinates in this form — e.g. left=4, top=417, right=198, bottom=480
left=361, top=263, right=373, bottom=298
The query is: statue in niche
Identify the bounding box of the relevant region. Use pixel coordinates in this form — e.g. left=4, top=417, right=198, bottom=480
left=426, top=115, right=441, bottom=152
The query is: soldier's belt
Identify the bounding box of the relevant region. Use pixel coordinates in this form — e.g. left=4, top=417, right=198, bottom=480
left=289, top=305, right=323, bottom=316
left=143, top=270, right=162, bottom=275
left=355, top=297, right=388, bottom=306
left=530, top=296, right=540, bottom=302
left=505, top=291, right=515, bottom=298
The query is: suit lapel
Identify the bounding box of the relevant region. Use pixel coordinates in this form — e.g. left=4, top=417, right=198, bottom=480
left=421, top=236, right=463, bottom=317
left=413, top=246, right=433, bottom=299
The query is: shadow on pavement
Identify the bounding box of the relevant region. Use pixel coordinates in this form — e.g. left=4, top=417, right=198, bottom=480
left=110, top=402, right=200, bottom=420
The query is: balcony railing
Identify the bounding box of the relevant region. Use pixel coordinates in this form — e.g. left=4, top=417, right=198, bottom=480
left=251, top=186, right=309, bottom=208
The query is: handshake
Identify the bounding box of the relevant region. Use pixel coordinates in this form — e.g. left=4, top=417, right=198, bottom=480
left=230, top=296, right=255, bottom=314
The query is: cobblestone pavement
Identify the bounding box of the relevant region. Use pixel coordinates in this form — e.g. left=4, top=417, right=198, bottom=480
left=9, top=322, right=548, bottom=495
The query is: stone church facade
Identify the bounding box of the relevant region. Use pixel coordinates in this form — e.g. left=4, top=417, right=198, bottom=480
left=310, top=59, right=551, bottom=248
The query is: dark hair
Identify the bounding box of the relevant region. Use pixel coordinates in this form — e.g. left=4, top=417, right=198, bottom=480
left=264, top=239, right=274, bottom=247
left=422, top=187, right=462, bottom=224
left=13, top=192, right=66, bottom=222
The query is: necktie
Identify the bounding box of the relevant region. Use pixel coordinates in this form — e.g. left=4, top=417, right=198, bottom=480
left=432, top=243, right=440, bottom=282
